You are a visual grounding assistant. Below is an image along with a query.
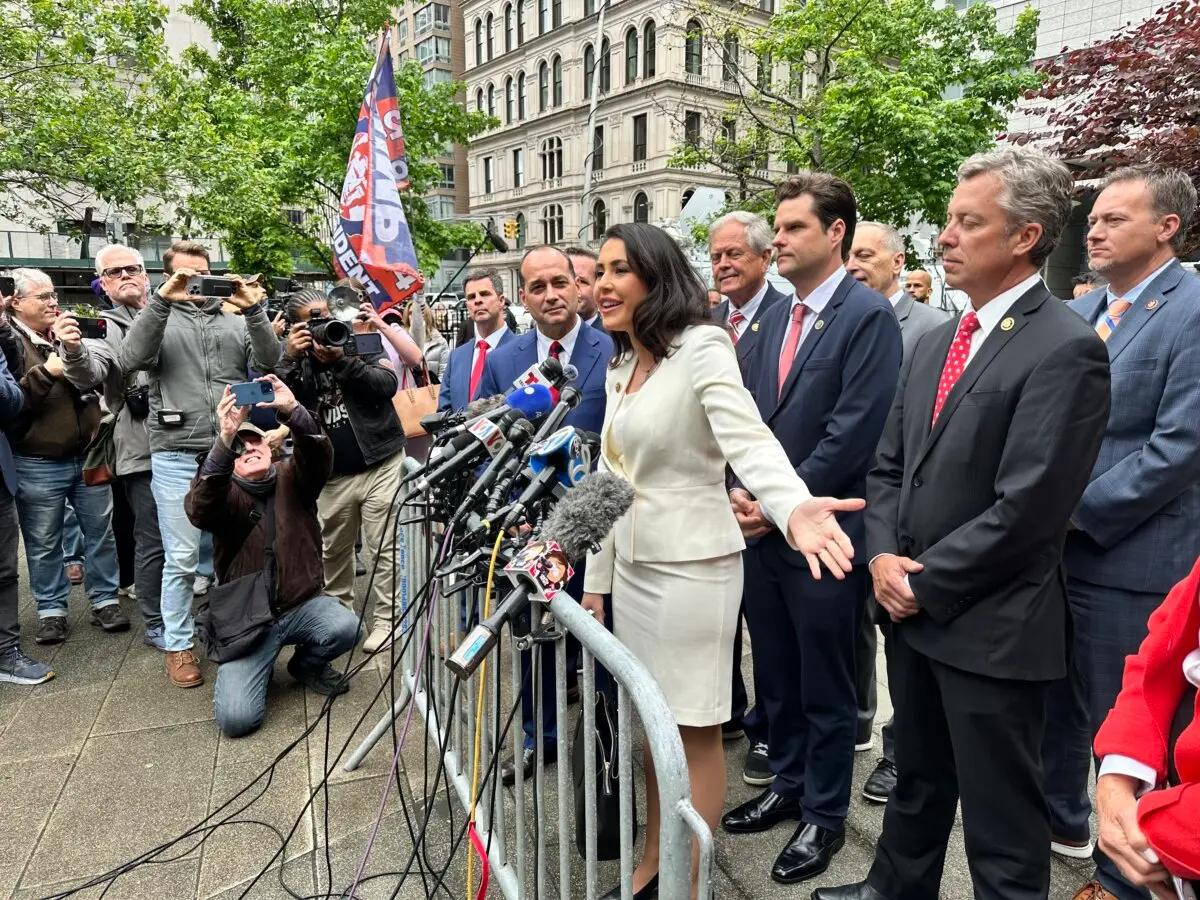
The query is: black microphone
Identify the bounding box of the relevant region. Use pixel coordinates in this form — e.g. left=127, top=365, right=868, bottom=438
left=410, top=408, right=527, bottom=494
left=486, top=230, right=509, bottom=253
left=452, top=417, right=538, bottom=525
left=437, top=384, right=556, bottom=441
left=401, top=430, right=479, bottom=484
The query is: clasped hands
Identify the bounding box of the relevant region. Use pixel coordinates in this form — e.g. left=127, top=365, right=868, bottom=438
left=869, top=553, right=923, bottom=622
left=1096, top=775, right=1176, bottom=900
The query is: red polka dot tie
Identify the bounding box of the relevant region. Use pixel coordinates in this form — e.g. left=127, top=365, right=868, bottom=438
left=931, top=311, right=980, bottom=426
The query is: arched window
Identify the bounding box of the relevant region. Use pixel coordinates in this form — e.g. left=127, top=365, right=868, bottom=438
left=476, top=88, right=484, bottom=112
left=584, top=43, right=595, bottom=99
left=542, top=204, right=564, bottom=244
left=515, top=212, right=527, bottom=250
left=517, top=0, right=526, bottom=43
left=504, top=3, right=514, bottom=52
left=643, top=21, right=656, bottom=78
left=538, top=61, right=549, bottom=111
left=685, top=20, right=702, bottom=76
left=600, top=37, right=611, bottom=93
left=505, top=76, right=514, bottom=123
left=625, top=28, right=638, bottom=84
left=487, top=83, right=496, bottom=118
left=592, top=199, right=607, bottom=241
left=722, top=30, right=739, bottom=84
left=681, top=188, right=695, bottom=210
left=517, top=72, right=527, bottom=119
left=474, top=19, right=484, bottom=66
left=541, top=137, right=563, bottom=180
left=486, top=13, right=494, bottom=60
left=552, top=55, right=563, bottom=106
left=538, top=0, right=549, bottom=34
left=633, top=191, right=649, bottom=224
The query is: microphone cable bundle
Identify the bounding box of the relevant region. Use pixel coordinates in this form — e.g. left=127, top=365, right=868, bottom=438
left=51, top=357, right=636, bottom=900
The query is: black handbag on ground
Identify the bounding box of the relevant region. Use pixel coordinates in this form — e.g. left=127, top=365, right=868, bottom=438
left=196, top=495, right=279, bottom=664
left=572, top=687, right=637, bottom=860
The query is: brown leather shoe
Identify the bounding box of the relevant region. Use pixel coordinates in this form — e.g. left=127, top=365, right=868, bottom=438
left=166, top=650, right=204, bottom=688
left=1072, top=882, right=1114, bottom=900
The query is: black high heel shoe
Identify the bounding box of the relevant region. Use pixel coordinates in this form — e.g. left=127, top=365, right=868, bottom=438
left=599, top=872, right=659, bottom=899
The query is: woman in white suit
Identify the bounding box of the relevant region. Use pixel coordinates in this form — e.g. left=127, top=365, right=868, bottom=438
left=582, top=224, right=864, bottom=899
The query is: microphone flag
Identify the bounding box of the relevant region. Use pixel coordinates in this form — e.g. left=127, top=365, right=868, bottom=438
left=332, top=32, right=424, bottom=315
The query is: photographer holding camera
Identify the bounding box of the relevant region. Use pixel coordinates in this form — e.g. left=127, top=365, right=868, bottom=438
left=59, top=245, right=168, bottom=651
left=118, top=246, right=281, bottom=689
left=276, top=288, right=407, bottom=654
left=186, top=376, right=359, bottom=738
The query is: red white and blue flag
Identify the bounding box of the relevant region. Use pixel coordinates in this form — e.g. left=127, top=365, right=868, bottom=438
left=332, top=33, right=424, bottom=314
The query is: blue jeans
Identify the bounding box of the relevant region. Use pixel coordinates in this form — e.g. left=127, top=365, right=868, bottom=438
left=213, top=594, right=360, bottom=738
left=151, top=451, right=211, bottom=651
left=13, top=456, right=120, bottom=617
left=62, top=501, right=85, bottom=563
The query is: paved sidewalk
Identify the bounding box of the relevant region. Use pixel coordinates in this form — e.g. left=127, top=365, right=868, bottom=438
left=1, top=568, right=1095, bottom=899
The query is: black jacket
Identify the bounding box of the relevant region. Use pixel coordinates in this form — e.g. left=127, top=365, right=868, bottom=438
left=277, top=349, right=405, bottom=469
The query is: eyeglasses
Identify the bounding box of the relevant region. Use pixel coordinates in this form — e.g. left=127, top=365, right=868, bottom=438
left=101, top=264, right=145, bottom=279
left=25, top=291, right=58, bottom=303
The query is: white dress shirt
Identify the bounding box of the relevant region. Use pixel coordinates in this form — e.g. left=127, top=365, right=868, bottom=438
left=888, top=289, right=905, bottom=307
left=583, top=313, right=603, bottom=329
left=962, top=273, right=1042, bottom=366
left=471, top=323, right=509, bottom=371
left=535, top=317, right=582, bottom=367
left=778, top=266, right=845, bottom=369
left=727, top=280, right=770, bottom=338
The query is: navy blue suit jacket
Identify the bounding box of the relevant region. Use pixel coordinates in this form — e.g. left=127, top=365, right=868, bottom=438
left=1067, top=259, right=1200, bottom=594
left=741, top=272, right=903, bottom=553
left=436, top=328, right=518, bottom=413
left=711, top=283, right=790, bottom=372
left=476, top=324, right=613, bottom=436
left=0, top=349, right=23, bottom=494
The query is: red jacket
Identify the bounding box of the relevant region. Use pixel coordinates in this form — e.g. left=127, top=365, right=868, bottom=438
left=1095, top=557, right=1200, bottom=880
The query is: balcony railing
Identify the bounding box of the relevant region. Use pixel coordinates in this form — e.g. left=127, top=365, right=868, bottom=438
left=0, top=231, right=229, bottom=266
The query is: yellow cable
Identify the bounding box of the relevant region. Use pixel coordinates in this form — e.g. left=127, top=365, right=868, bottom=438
left=466, top=529, right=505, bottom=900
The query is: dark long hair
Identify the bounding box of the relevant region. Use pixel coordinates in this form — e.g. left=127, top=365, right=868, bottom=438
left=601, top=223, right=715, bottom=366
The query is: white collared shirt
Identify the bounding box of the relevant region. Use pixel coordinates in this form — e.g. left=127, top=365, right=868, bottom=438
left=1099, top=258, right=1174, bottom=324
left=779, top=267, right=845, bottom=368
left=962, top=273, right=1042, bottom=366
left=727, top=280, right=770, bottom=338
left=888, top=289, right=905, bottom=308
left=471, top=323, right=509, bottom=370
left=535, top=317, right=583, bottom=367
left=583, top=313, right=602, bottom=329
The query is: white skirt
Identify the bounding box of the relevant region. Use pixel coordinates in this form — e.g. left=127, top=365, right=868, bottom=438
left=611, top=552, right=742, bottom=727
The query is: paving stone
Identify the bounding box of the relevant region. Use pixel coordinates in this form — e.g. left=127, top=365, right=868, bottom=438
left=0, top=756, right=75, bottom=898
left=215, top=679, right=310, bottom=770
left=305, top=667, right=405, bottom=787
left=0, top=683, right=108, bottom=765
left=15, top=634, right=129, bottom=697
left=10, top=857, right=199, bottom=900
left=91, top=665, right=217, bottom=735
left=202, top=856, right=313, bottom=900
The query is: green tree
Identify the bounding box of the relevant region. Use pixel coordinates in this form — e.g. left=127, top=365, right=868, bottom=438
left=0, top=0, right=170, bottom=224
left=669, top=0, right=1041, bottom=235
left=160, top=0, right=490, bottom=275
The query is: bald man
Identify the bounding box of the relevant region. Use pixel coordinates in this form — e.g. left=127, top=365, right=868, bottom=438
left=903, top=270, right=933, bottom=303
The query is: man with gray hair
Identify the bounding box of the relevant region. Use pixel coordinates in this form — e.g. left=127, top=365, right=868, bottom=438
left=1041, top=165, right=1200, bottom=900
left=59, top=244, right=168, bottom=651
left=816, top=147, right=1112, bottom=900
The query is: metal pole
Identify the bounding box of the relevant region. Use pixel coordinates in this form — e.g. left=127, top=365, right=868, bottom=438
left=578, top=0, right=610, bottom=243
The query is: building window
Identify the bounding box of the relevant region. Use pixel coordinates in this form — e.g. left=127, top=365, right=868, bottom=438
left=757, top=51, right=772, bottom=90
left=476, top=88, right=484, bottom=112
left=552, top=0, right=562, bottom=27
left=474, top=19, right=483, bottom=66
left=396, top=18, right=409, bottom=42
left=685, top=20, right=702, bottom=76
left=539, top=62, right=549, bottom=111
left=722, top=117, right=736, bottom=143
left=515, top=212, right=527, bottom=249
left=505, top=3, right=514, bottom=51
left=585, top=0, right=594, bottom=14
left=483, top=157, right=494, bottom=194
left=584, top=44, right=595, bottom=99
left=592, top=199, right=607, bottom=241
left=541, top=137, right=563, bottom=179
left=513, top=148, right=525, bottom=187
left=505, top=77, right=515, bottom=123
left=424, top=68, right=453, bottom=88
left=625, top=28, right=638, bottom=84
left=759, top=0, right=774, bottom=9
left=517, top=71, right=527, bottom=119
left=682, top=188, right=695, bottom=209
left=517, top=0, right=526, bottom=42
left=486, top=13, right=494, bottom=59
left=438, top=163, right=456, bottom=188
left=539, top=0, right=549, bottom=34
left=684, top=110, right=701, bottom=146
left=600, top=38, right=611, bottom=92
left=552, top=55, right=563, bottom=106
left=633, top=114, right=647, bottom=161
left=633, top=192, right=649, bottom=224
left=542, top=204, right=564, bottom=244
left=592, top=125, right=604, bottom=170
left=415, top=36, right=451, bottom=64
left=415, top=3, right=449, bottom=35
left=723, top=31, right=739, bottom=84
left=487, top=83, right=496, bottom=118
left=644, top=21, right=656, bottom=78
left=426, top=195, right=458, bottom=220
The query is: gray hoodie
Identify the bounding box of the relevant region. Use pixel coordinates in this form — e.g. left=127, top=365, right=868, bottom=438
left=118, top=293, right=281, bottom=454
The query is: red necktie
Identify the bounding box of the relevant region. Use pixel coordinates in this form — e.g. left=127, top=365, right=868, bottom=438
left=549, top=340, right=564, bottom=361
left=727, top=309, right=745, bottom=345
left=469, top=339, right=489, bottom=400
left=931, top=311, right=980, bottom=425
left=777, top=304, right=807, bottom=399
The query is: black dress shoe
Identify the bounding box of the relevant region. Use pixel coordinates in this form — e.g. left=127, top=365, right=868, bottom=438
left=772, top=822, right=846, bottom=884
left=500, top=746, right=556, bottom=786
left=599, top=873, right=658, bottom=899
left=862, top=757, right=897, bottom=804
left=812, top=881, right=890, bottom=900
left=721, top=789, right=803, bottom=834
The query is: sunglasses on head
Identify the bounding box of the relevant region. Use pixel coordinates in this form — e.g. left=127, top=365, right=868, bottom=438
left=101, top=264, right=145, bottom=279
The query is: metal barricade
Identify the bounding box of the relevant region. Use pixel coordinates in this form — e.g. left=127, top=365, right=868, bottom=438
left=345, top=459, right=713, bottom=899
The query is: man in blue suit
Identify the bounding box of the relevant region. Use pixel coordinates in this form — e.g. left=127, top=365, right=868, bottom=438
left=477, top=245, right=614, bottom=785
left=1041, top=166, right=1200, bottom=900
left=0, top=307, right=53, bottom=684
left=435, top=267, right=516, bottom=413
left=721, top=174, right=902, bottom=884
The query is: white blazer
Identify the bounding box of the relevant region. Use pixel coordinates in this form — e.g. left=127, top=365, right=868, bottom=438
left=585, top=325, right=812, bottom=594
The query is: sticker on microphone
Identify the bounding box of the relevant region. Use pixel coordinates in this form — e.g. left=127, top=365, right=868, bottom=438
left=467, top=417, right=505, bottom=456
left=505, top=540, right=574, bottom=602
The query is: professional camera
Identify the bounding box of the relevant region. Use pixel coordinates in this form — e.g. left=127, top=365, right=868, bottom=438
left=307, top=314, right=352, bottom=348
left=265, top=277, right=300, bottom=321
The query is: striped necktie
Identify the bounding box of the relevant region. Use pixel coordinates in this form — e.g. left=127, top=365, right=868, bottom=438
left=1095, top=298, right=1131, bottom=342
left=727, top=309, right=745, bottom=344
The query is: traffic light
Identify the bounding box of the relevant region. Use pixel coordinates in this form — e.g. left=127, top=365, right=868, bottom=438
left=503, top=218, right=519, bottom=241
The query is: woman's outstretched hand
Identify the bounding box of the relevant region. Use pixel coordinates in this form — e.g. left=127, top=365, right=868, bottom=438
left=786, top=497, right=867, bottom=580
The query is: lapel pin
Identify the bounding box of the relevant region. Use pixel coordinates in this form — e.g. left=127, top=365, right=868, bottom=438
left=1000, top=317, right=1015, bottom=332
left=1146, top=299, right=1159, bottom=310
left=814, top=320, right=825, bottom=331
left=615, top=382, right=622, bottom=392
left=751, top=322, right=760, bottom=332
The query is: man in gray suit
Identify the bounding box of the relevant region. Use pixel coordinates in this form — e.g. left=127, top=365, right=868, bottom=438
left=1040, top=165, right=1200, bottom=900
left=845, top=221, right=949, bottom=802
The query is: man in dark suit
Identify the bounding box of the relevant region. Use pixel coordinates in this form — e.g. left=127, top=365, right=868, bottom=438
left=477, top=246, right=614, bottom=784
left=845, top=221, right=950, bottom=802
left=1039, top=166, right=1200, bottom=900
left=706, top=210, right=789, bottom=782
left=815, top=148, right=1112, bottom=900
left=721, top=175, right=903, bottom=884
left=566, top=246, right=606, bottom=333
left=435, top=268, right=516, bottom=412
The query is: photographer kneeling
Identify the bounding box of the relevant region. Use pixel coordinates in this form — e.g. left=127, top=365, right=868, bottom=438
left=186, top=375, right=359, bottom=738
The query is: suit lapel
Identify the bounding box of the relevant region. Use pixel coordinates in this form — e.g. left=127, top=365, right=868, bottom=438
left=771, top=274, right=853, bottom=418
left=1104, top=262, right=1183, bottom=363
left=452, top=341, right=473, bottom=407
left=893, top=293, right=914, bottom=328
left=570, top=327, right=603, bottom=388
